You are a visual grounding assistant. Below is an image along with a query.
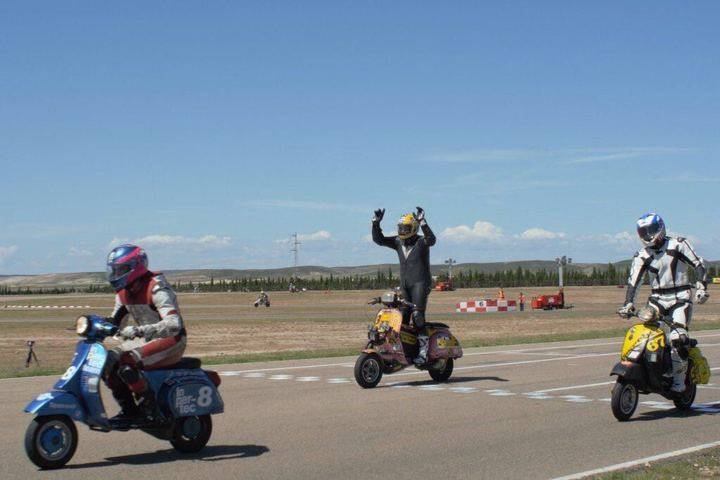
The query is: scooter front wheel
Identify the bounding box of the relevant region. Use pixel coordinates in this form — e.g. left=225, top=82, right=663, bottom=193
left=171, top=415, right=213, bottom=453
left=354, top=353, right=383, bottom=388
left=611, top=381, right=638, bottom=421
left=429, top=358, right=454, bottom=382
left=24, top=415, right=78, bottom=469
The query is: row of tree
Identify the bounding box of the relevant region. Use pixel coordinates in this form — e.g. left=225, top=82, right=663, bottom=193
left=2, top=264, right=717, bottom=295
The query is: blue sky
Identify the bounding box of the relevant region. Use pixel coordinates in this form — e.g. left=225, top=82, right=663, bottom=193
left=1, top=1, right=718, bottom=274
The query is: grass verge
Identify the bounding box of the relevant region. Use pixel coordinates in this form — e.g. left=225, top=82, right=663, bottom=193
left=594, top=446, right=720, bottom=479
left=4, top=321, right=720, bottom=379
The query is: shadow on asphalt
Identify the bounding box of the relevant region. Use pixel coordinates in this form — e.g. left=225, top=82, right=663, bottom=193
left=633, top=407, right=719, bottom=422
left=376, top=376, right=508, bottom=389
left=65, top=444, right=270, bottom=469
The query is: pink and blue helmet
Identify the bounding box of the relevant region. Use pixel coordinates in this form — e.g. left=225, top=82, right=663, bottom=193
left=106, top=244, right=149, bottom=291
left=636, top=213, right=666, bottom=247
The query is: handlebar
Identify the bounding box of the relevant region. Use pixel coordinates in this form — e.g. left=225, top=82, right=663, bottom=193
left=367, top=297, right=416, bottom=309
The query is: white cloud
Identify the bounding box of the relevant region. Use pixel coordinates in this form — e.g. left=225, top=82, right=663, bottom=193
left=0, top=245, right=18, bottom=264
left=424, top=147, right=693, bottom=166
left=135, top=234, right=232, bottom=247
left=425, top=149, right=540, bottom=163
left=299, top=230, right=331, bottom=242
left=68, top=246, right=93, bottom=257
left=440, top=221, right=505, bottom=243
left=109, top=235, right=232, bottom=249
left=241, top=199, right=367, bottom=213
left=518, top=228, right=566, bottom=240
left=563, top=147, right=693, bottom=165
left=579, top=231, right=638, bottom=250
left=277, top=230, right=333, bottom=245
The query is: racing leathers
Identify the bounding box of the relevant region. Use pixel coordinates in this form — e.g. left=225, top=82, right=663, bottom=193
left=104, top=272, right=186, bottom=417
left=372, top=218, right=436, bottom=363
left=624, top=237, right=708, bottom=392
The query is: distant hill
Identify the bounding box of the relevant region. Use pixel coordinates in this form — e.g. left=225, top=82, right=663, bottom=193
left=4, top=259, right=716, bottom=288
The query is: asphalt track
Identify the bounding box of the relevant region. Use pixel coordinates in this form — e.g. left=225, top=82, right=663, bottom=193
left=5, top=331, right=720, bottom=479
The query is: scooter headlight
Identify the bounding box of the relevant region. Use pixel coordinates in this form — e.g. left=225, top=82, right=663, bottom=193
left=75, top=316, right=90, bottom=336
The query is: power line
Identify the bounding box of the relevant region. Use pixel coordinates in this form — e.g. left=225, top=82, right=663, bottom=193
left=444, top=258, right=457, bottom=280
left=290, top=233, right=301, bottom=278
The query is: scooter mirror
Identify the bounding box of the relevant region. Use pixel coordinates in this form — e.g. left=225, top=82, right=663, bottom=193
left=637, top=306, right=658, bottom=322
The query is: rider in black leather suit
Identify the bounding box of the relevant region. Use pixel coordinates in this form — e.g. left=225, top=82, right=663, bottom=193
left=372, top=206, right=436, bottom=364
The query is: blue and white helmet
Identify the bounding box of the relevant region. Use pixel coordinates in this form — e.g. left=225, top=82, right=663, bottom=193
left=636, top=213, right=666, bottom=247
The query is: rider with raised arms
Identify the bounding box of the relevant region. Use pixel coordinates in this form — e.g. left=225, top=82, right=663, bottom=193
left=618, top=213, right=709, bottom=392
left=372, top=207, right=436, bottom=364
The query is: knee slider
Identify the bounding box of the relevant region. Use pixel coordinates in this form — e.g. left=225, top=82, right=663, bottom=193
left=670, top=327, right=688, bottom=345
left=103, top=350, right=121, bottom=380
left=670, top=328, right=690, bottom=358
left=412, top=310, right=425, bottom=327
left=118, top=365, right=141, bottom=385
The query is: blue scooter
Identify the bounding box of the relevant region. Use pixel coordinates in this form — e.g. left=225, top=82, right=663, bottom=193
left=24, top=315, right=224, bottom=469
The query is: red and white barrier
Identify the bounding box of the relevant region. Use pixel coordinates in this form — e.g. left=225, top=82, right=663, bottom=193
left=456, top=299, right=517, bottom=313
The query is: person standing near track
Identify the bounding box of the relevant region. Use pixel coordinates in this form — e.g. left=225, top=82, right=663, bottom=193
left=372, top=206, right=436, bottom=364
left=617, top=213, right=709, bottom=393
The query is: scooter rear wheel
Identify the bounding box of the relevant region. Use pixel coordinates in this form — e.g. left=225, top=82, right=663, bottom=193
left=611, top=381, right=638, bottom=421
left=171, top=415, right=212, bottom=453
left=25, top=415, right=78, bottom=469
left=354, top=353, right=383, bottom=388
left=673, top=383, right=697, bottom=410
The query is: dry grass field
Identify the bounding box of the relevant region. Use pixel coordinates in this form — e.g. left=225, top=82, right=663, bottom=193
left=1, top=285, right=718, bottom=378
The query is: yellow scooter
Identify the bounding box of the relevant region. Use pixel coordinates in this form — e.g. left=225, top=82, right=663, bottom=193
left=610, top=305, right=710, bottom=421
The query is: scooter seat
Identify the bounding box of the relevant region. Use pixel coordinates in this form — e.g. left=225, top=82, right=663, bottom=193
left=424, top=322, right=450, bottom=329
left=163, top=357, right=202, bottom=370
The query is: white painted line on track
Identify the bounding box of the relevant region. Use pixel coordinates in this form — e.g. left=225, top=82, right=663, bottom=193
left=396, top=341, right=720, bottom=379
left=220, top=362, right=354, bottom=374
left=465, top=331, right=720, bottom=358
left=269, top=374, right=293, bottom=380
left=449, top=386, right=478, bottom=393
left=243, top=372, right=265, bottom=378
left=485, top=389, right=516, bottom=396
left=419, top=384, right=445, bottom=391
left=531, top=381, right=615, bottom=394
left=640, top=401, right=673, bottom=410
left=392, top=351, right=619, bottom=378
left=551, top=439, right=720, bottom=480
left=559, top=395, right=593, bottom=403
left=296, top=376, right=320, bottom=382
left=327, top=378, right=350, bottom=384
left=524, top=392, right=553, bottom=400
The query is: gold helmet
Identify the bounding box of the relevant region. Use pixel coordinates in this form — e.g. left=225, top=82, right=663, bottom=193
left=397, top=213, right=419, bottom=240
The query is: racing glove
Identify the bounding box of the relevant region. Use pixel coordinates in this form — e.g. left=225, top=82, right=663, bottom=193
left=617, top=303, right=636, bottom=319
left=372, top=208, right=385, bottom=223
left=695, top=282, right=710, bottom=305
left=119, top=325, right=143, bottom=340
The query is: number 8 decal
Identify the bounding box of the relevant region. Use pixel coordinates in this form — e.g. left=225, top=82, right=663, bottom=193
left=197, top=386, right=213, bottom=407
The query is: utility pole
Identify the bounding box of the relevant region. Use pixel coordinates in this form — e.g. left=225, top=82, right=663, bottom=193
left=555, top=256, right=572, bottom=289
left=290, top=233, right=301, bottom=279
left=444, top=258, right=457, bottom=281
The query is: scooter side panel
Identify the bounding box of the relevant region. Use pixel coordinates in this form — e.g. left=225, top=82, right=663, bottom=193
left=51, top=341, right=93, bottom=392
left=428, top=330, right=463, bottom=360
left=146, top=369, right=224, bottom=417
left=24, top=391, right=86, bottom=422
left=79, top=343, right=110, bottom=428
